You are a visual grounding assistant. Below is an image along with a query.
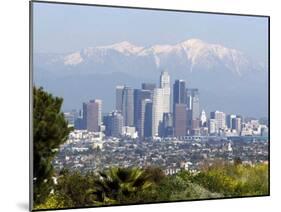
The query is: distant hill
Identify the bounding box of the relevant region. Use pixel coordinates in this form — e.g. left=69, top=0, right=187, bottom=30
left=34, top=39, right=268, bottom=117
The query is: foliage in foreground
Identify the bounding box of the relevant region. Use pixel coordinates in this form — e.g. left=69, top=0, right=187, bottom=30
left=34, top=163, right=268, bottom=210
left=33, top=86, right=72, bottom=205
left=190, top=162, right=269, bottom=197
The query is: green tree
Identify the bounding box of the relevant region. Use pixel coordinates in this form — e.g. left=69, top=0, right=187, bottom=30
left=33, top=194, right=68, bottom=210
left=191, top=163, right=268, bottom=197
left=33, top=87, right=72, bottom=205
left=87, top=167, right=153, bottom=205
left=54, top=170, right=97, bottom=208
left=234, top=157, right=243, bottom=166
left=144, top=166, right=165, bottom=184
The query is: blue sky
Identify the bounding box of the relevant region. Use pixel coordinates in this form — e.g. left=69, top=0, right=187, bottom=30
left=33, top=2, right=268, bottom=63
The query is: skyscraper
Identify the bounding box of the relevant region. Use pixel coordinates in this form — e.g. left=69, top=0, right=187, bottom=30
left=111, top=111, right=124, bottom=137
left=152, top=88, right=164, bottom=137
left=208, top=119, right=217, bottom=135
left=232, top=116, right=242, bottom=135
left=160, top=71, right=171, bottom=113
left=226, top=114, right=236, bottom=129
left=104, top=111, right=124, bottom=137
left=121, top=86, right=134, bottom=126
left=82, top=99, right=102, bottom=132
left=163, top=112, right=174, bottom=137
left=210, top=111, right=226, bottom=131
left=74, top=117, right=84, bottom=130
left=94, top=99, right=102, bottom=126
left=217, top=111, right=226, bottom=130
left=141, top=83, right=156, bottom=91
left=134, top=89, right=152, bottom=134
left=64, top=110, right=78, bottom=127
left=143, top=99, right=153, bottom=138
left=138, top=98, right=152, bottom=138
left=103, top=114, right=112, bottom=136
left=186, top=88, right=200, bottom=120
left=186, top=91, right=192, bottom=110
left=115, top=85, right=125, bottom=112
left=200, top=110, right=207, bottom=127
left=174, top=104, right=187, bottom=137
left=173, top=80, right=186, bottom=106
left=186, top=109, right=193, bottom=134
left=82, top=103, right=87, bottom=129
left=192, top=119, right=200, bottom=131
left=74, top=109, right=84, bottom=130
left=134, top=89, right=141, bottom=128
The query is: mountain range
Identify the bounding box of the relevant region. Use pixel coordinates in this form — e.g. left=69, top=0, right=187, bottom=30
left=34, top=38, right=268, bottom=117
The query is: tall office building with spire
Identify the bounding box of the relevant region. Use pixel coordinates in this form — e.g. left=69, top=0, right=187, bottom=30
left=151, top=71, right=171, bottom=137
left=200, top=110, right=207, bottom=127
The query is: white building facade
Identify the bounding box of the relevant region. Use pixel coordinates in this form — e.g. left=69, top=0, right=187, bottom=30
left=152, top=88, right=164, bottom=137
left=160, top=71, right=171, bottom=113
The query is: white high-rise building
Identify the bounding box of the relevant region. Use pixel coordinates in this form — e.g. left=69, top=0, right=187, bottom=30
left=211, top=111, right=226, bottom=131
left=160, top=71, right=170, bottom=113
left=93, top=99, right=102, bottom=126
left=152, top=88, right=164, bottom=137
left=200, top=110, right=207, bottom=126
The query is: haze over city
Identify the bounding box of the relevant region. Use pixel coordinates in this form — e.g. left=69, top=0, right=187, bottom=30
left=33, top=3, right=268, bottom=118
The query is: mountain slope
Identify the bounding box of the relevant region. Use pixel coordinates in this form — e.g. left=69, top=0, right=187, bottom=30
left=35, top=38, right=265, bottom=77
left=33, top=39, right=268, bottom=117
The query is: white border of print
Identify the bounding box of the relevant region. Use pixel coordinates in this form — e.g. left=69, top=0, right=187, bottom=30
left=0, top=0, right=279, bottom=212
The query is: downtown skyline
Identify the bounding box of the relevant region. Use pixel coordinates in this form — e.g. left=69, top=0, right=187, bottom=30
left=64, top=70, right=268, bottom=139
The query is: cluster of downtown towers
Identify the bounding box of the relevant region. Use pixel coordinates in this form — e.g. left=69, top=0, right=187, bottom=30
left=74, top=71, right=242, bottom=138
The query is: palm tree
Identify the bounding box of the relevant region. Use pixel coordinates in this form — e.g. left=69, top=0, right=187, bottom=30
left=87, top=167, right=153, bottom=205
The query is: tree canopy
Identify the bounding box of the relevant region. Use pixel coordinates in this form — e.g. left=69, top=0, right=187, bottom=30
left=34, top=163, right=268, bottom=210
left=33, top=86, right=71, bottom=205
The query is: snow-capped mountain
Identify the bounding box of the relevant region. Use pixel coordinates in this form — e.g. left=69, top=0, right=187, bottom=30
left=34, top=39, right=268, bottom=117
left=35, top=38, right=265, bottom=78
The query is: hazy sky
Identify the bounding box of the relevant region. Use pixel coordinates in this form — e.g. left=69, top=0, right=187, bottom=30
left=33, top=2, right=268, bottom=63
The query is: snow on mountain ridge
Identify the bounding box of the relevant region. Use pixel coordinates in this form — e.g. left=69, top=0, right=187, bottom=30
left=97, top=41, right=144, bottom=55
left=179, top=39, right=244, bottom=65
left=56, top=38, right=263, bottom=76
left=64, top=52, right=83, bottom=65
